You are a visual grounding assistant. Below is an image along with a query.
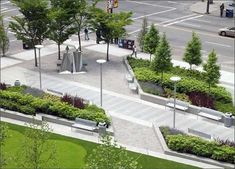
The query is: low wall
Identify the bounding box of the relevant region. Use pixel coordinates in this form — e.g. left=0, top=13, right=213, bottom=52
left=153, top=124, right=234, bottom=169
left=0, top=109, right=42, bottom=125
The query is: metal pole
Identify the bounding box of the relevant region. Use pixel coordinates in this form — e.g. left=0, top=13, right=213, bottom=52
left=38, top=48, right=42, bottom=90
left=100, top=63, right=103, bottom=107
left=0, top=54, right=1, bottom=83
left=173, top=82, right=176, bottom=128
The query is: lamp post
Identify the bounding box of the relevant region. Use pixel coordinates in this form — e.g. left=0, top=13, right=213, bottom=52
left=96, top=59, right=106, bottom=107
left=35, top=45, right=44, bottom=90
left=170, top=76, right=181, bottom=128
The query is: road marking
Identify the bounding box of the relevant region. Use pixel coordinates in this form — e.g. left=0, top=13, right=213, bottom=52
left=127, top=0, right=175, bottom=9
left=2, top=8, right=18, bottom=13
left=132, top=8, right=176, bottom=20
left=159, top=14, right=197, bottom=25
left=192, top=18, right=211, bottom=23
left=178, top=22, right=201, bottom=28
left=168, top=1, right=177, bottom=4
left=163, top=15, right=203, bottom=27
left=205, top=41, right=231, bottom=48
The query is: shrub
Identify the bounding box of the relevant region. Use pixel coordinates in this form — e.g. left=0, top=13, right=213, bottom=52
left=61, top=94, right=85, bottom=109
left=164, top=132, right=235, bottom=164
left=164, top=88, right=190, bottom=102
left=127, top=57, right=150, bottom=69
left=214, top=138, right=235, bottom=148
left=6, top=85, right=27, bottom=93
left=159, top=126, right=185, bottom=140
left=0, top=83, right=7, bottom=90
left=23, top=86, right=45, bottom=98
left=215, top=101, right=235, bottom=116
left=188, top=91, right=214, bottom=109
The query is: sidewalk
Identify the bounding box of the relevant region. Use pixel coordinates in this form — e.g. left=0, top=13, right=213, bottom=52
left=190, top=1, right=234, bottom=17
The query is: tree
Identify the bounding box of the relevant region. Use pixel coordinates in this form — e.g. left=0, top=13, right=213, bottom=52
left=151, top=33, right=172, bottom=83
left=47, top=0, right=76, bottom=60
left=69, top=0, right=99, bottom=52
left=143, top=24, right=160, bottom=61
left=90, top=9, right=132, bottom=61
left=9, top=0, right=49, bottom=67
left=137, top=17, right=148, bottom=52
left=183, top=32, right=202, bottom=69
left=16, top=120, right=58, bottom=169
left=86, top=135, right=141, bottom=169
left=203, top=49, right=220, bottom=92
left=0, top=123, right=8, bottom=169
left=0, top=16, right=9, bottom=57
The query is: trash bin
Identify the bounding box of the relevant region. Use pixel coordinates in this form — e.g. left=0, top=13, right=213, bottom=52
left=23, top=43, right=29, bottom=49
left=224, top=113, right=233, bottom=127
left=98, top=122, right=106, bottom=137
left=14, top=80, right=21, bottom=86
left=226, top=9, right=234, bottom=18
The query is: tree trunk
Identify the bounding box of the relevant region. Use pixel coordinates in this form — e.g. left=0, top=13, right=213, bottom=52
left=150, top=54, right=151, bottom=61
left=190, top=64, right=192, bottom=70
left=58, top=43, right=61, bottom=60
left=78, top=31, right=81, bottom=52
left=161, top=72, right=163, bottom=84
left=106, top=41, right=110, bottom=61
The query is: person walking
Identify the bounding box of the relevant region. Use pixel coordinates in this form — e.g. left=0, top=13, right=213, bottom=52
left=84, top=27, right=89, bottom=40
left=220, top=3, right=224, bottom=17
left=131, top=45, right=137, bottom=58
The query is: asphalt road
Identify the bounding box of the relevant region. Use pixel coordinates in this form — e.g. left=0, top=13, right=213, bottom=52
left=1, top=0, right=234, bottom=72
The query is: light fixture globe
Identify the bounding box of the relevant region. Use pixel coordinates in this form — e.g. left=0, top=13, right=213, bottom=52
left=96, top=59, right=106, bottom=64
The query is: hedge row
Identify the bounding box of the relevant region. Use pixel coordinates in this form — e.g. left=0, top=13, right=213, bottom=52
left=0, top=90, right=110, bottom=124
left=166, top=135, right=235, bottom=164
left=160, top=126, right=235, bottom=164
left=134, top=67, right=232, bottom=103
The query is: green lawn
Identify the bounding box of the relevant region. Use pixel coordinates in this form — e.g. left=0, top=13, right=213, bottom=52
left=3, top=122, right=200, bottom=169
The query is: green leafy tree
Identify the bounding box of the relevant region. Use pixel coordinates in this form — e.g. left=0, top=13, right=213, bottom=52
left=183, top=32, right=202, bottom=69
left=9, top=0, right=49, bottom=67
left=86, top=135, right=141, bottom=169
left=137, top=17, right=148, bottom=52
left=203, top=49, right=220, bottom=92
left=48, top=0, right=76, bottom=60
left=0, top=16, right=9, bottom=57
left=69, top=0, right=99, bottom=52
left=143, top=24, right=160, bottom=61
left=16, top=120, right=58, bottom=169
left=0, top=123, right=8, bottom=169
left=151, top=33, right=172, bottom=83
left=90, top=9, right=132, bottom=61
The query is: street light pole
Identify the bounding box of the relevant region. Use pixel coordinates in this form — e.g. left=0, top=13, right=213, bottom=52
left=35, top=45, right=44, bottom=90
left=96, top=59, right=106, bottom=107
left=170, top=76, right=181, bottom=128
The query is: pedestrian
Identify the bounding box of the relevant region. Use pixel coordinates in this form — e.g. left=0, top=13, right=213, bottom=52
left=84, top=27, right=89, bottom=40
left=220, top=3, right=224, bottom=17
left=131, top=45, right=137, bottom=58
left=96, top=29, right=101, bottom=44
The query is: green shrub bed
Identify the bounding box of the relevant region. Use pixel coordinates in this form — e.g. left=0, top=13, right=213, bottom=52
left=0, top=88, right=110, bottom=125
left=127, top=57, right=235, bottom=115
left=160, top=127, right=235, bottom=164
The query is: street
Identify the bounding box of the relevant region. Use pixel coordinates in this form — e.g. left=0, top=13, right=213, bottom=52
left=1, top=0, right=234, bottom=72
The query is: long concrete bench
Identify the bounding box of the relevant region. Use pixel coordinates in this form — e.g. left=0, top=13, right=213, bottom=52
left=72, top=117, right=97, bottom=132
left=166, top=98, right=189, bottom=111
left=125, top=74, right=134, bottom=83
left=198, top=107, right=223, bottom=121
left=188, top=128, right=211, bottom=139
left=128, top=82, right=138, bottom=93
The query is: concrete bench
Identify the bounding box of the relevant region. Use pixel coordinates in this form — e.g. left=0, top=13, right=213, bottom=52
left=188, top=128, right=211, bottom=139
left=198, top=107, right=223, bottom=121
left=125, top=74, right=134, bottom=83
left=166, top=98, right=189, bottom=111
left=72, top=117, right=97, bottom=132
left=128, top=82, right=138, bottom=92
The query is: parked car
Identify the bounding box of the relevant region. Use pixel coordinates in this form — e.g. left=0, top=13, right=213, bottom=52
left=218, top=27, right=235, bottom=37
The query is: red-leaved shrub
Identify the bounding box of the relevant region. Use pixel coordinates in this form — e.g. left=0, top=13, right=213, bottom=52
left=188, top=91, right=214, bottom=109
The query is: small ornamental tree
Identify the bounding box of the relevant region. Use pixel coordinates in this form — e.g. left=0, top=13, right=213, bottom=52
left=143, top=24, right=160, bottom=61
left=16, top=120, right=58, bottom=169
left=137, top=17, right=148, bottom=52
left=0, top=16, right=9, bottom=57
left=203, top=49, right=220, bottom=92
left=183, top=32, right=202, bottom=69
left=151, top=33, right=172, bottom=83
left=86, top=135, right=141, bottom=169
left=0, top=123, right=8, bottom=169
